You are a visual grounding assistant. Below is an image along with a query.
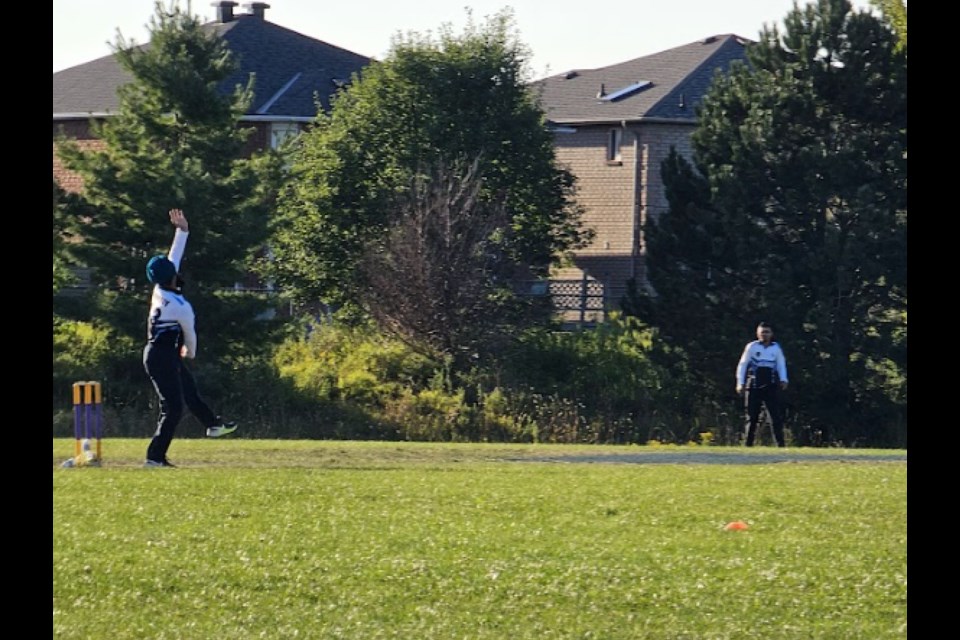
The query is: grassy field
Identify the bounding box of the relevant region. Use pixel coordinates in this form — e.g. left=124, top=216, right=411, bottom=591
left=53, top=439, right=907, bottom=639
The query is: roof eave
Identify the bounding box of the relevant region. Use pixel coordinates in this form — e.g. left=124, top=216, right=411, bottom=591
left=53, top=113, right=317, bottom=123
left=239, top=115, right=316, bottom=123
left=547, top=116, right=697, bottom=127
left=53, top=112, right=116, bottom=120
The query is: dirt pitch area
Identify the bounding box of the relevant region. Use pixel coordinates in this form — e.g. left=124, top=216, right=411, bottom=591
left=516, top=451, right=907, bottom=465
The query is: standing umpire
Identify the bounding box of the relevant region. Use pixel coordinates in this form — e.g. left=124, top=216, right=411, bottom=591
left=735, top=322, right=789, bottom=447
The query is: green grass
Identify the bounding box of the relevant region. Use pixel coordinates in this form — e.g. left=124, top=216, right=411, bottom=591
left=54, top=439, right=907, bottom=639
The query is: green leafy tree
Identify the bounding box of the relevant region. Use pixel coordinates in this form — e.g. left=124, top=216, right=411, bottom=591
left=266, top=9, right=589, bottom=310
left=636, top=0, right=907, bottom=446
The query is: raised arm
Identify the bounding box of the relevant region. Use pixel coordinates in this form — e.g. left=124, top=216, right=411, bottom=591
left=167, top=209, right=190, bottom=270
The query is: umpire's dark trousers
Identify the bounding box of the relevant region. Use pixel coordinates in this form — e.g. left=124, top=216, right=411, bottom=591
left=744, top=384, right=785, bottom=447
left=143, top=343, right=218, bottom=462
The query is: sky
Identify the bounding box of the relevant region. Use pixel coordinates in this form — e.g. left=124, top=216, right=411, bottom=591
left=53, top=0, right=878, bottom=79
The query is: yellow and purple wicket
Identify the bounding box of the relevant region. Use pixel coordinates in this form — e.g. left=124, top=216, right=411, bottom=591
left=72, top=381, right=103, bottom=465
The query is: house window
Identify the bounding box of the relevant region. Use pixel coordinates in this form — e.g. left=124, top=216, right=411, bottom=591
left=607, top=128, right=622, bottom=164
left=270, top=122, right=301, bottom=149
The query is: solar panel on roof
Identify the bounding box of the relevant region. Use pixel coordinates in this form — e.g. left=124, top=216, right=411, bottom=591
left=599, top=80, right=653, bottom=102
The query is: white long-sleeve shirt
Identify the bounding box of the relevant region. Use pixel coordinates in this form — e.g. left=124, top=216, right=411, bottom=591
left=736, top=340, right=788, bottom=386
left=146, top=229, right=198, bottom=358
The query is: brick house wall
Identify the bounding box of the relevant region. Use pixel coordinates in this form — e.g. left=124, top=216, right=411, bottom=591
left=53, top=120, right=101, bottom=194
left=552, top=126, right=636, bottom=306
left=633, top=121, right=695, bottom=242
left=551, top=121, right=697, bottom=308
left=239, top=122, right=270, bottom=157
left=53, top=119, right=272, bottom=194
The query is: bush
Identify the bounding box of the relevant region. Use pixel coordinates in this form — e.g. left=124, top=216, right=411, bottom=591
left=268, top=313, right=724, bottom=444
left=53, top=309, right=744, bottom=444
left=383, top=388, right=469, bottom=441
left=493, top=314, right=662, bottom=443
left=52, top=316, right=145, bottom=411
left=274, top=321, right=436, bottom=403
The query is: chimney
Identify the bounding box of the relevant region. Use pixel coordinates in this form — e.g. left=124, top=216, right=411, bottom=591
left=212, top=1, right=239, bottom=23
left=243, top=2, right=271, bottom=19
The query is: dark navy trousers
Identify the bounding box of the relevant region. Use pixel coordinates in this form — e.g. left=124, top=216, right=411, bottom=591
left=744, top=384, right=785, bottom=447
left=143, top=343, right=218, bottom=462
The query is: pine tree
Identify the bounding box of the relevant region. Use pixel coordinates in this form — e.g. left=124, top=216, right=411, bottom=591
left=56, top=1, right=283, bottom=354
left=56, top=1, right=280, bottom=293
left=53, top=180, right=80, bottom=295
left=637, top=0, right=906, bottom=445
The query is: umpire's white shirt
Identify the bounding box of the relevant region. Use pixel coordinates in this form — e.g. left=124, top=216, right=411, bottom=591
left=736, top=341, right=788, bottom=386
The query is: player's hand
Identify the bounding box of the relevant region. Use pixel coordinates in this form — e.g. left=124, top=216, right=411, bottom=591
left=736, top=384, right=744, bottom=396
left=180, top=345, right=193, bottom=359
left=780, top=381, right=788, bottom=391
left=170, top=208, right=189, bottom=232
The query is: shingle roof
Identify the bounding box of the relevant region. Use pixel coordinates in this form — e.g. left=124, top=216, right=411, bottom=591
left=53, top=14, right=371, bottom=118
left=533, top=35, right=751, bottom=124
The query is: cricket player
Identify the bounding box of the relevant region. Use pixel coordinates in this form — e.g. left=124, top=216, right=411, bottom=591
left=142, top=209, right=237, bottom=467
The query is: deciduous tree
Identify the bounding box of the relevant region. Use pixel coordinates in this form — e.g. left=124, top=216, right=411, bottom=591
left=358, top=157, right=546, bottom=371
left=266, top=10, right=588, bottom=311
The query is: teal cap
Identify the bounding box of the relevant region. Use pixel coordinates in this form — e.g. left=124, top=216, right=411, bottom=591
left=145, top=255, right=177, bottom=285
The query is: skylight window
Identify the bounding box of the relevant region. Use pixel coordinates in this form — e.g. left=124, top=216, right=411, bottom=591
left=600, top=80, right=652, bottom=102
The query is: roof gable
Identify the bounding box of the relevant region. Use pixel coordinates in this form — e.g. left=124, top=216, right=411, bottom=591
left=534, top=35, right=751, bottom=125
left=53, top=13, right=371, bottom=119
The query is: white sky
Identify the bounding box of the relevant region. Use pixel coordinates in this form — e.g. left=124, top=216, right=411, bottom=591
left=53, top=0, right=878, bottom=79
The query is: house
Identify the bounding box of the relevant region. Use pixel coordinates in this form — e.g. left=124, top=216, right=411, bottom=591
left=533, top=34, right=751, bottom=318
left=53, top=1, right=371, bottom=193
left=55, top=10, right=749, bottom=321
